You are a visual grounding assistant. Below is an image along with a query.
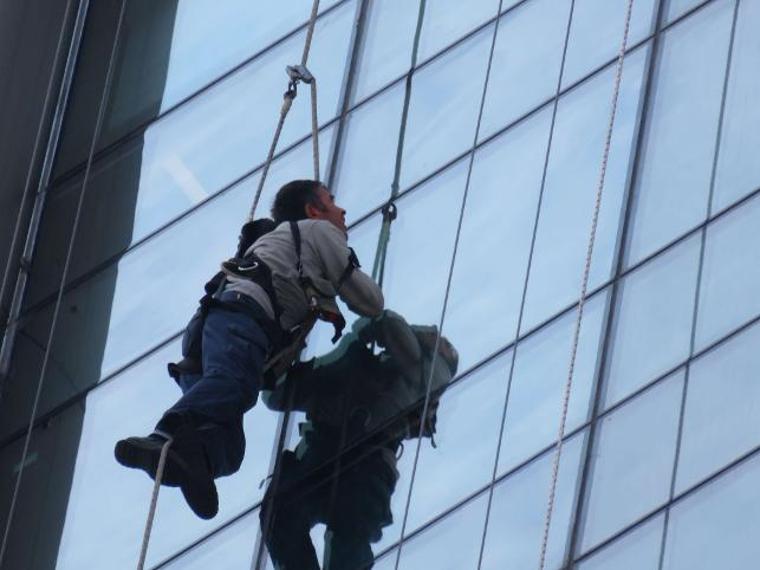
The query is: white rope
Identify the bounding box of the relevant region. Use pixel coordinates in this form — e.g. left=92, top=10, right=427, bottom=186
left=136, top=438, right=174, bottom=570
left=536, top=1, right=635, bottom=568
left=249, top=0, right=321, bottom=220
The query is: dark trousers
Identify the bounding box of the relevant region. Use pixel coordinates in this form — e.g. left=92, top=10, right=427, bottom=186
left=157, top=291, right=270, bottom=477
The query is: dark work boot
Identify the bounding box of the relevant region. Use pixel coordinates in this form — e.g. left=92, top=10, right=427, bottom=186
left=114, top=425, right=219, bottom=520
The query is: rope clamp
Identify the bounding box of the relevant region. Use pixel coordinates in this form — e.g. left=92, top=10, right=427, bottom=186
left=381, top=201, right=397, bottom=222
left=286, top=64, right=314, bottom=85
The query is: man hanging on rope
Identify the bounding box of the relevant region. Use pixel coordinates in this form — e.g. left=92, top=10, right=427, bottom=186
left=115, top=180, right=384, bottom=520
left=260, top=310, right=458, bottom=570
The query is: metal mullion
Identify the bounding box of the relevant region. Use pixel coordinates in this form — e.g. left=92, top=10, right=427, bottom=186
left=564, top=0, right=667, bottom=562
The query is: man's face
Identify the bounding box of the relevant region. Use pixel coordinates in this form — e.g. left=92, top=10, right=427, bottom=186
left=308, top=187, right=347, bottom=233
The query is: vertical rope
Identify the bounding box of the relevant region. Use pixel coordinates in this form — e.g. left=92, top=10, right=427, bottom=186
left=250, top=0, right=321, bottom=220
left=0, top=1, right=127, bottom=565
left=310, top=80, right=321, bottom=180
left=136, top=438, right=173, bottom=570
left=537, top=1, right=635, bottom=568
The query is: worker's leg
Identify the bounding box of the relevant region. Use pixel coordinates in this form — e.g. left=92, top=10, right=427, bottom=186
left=323, top=529, right=374, bottom=570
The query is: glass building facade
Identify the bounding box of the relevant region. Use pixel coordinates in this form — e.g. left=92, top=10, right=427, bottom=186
left=2, top=0, right=760, bottom=567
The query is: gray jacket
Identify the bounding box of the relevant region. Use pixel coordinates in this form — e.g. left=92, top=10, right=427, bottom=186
left=225, top=219, right=384, bottom=330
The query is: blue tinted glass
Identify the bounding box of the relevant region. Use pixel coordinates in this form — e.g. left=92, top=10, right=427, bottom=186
left=379, top=159, right=468, bottom=326
left=480, top=431, right=585, bottom=569
left=444, top=107, right=552, bottom=371
left=333, top=82, right=405, bottom=225
left=662, top=452, right=760, bottom=569
left=498, top=292, right=607, bottom=474
left=578, top=514, right=664, bottom=570
left=351, top=0, right=420, bottom=104
left=418, top=0, right=501, bottom=62
left=562, top=0, right=657, bottom=88
left=580, top=371, right=683, bottom=552
left=479, top=0, right=571, bottom=140
left=395, top=493, right=489, bottom=570
left=676, top=320, right=760, bottom=494
left=400, top=353, right=510, bottom=537
left=53, top=341, right=278, bottom=569
left=522, top=46, right=647, bottom=331
left=400, top=23, right=493, bottom=189
left=26, top=128, right=334, bottom=309
left=712, top=0, right=760, bottom=213
left=625, top=0, right=734, bottom=266
left=160, top=510, right=259, bottom=570
left=665, top=0, right=707, bottom=23
left=604, top=236, right=700, bottom=408
left=695, top=194, right=760, bottom=351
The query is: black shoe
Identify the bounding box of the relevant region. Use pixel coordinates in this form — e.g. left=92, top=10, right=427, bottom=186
left=115, top=430, right=219, bottom=520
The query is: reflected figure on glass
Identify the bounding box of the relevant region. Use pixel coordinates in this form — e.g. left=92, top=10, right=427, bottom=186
left=114, top=180, right=383, bottom=519
left=261, top=310, right=458, bottom=570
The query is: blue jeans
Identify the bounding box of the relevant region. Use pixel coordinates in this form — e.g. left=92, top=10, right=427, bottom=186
left=158, top=291, right=270, bottom=477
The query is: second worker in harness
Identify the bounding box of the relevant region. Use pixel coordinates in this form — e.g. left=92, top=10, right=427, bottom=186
left=114, top=180, right=384, bottom=519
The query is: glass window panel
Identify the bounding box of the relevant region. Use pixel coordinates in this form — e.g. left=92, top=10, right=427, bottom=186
left=334, top=82, right=405, bottom=225
left=445, top=107, right=552, bottom=371
left=400, top=23, right=493, bottom=188
left=522, top=46, right=648, bottom=331
left=351, top=0, right=420, bottom=104
left=577, top=514, right=664, bottom=570
left=160, top=510, right=259, bottom=570
left=55, top=1, right=351, bottom=176
left=498, top=291, right=607, bottom=474
left=713, top=0, right=760, bottom=213
left=580, top=371, right=683, bottom=552
left=480, top=431, right=585, bottom=570
left=52, top=341, right=278, bottom=569
left=26, top=125, right=333, bottom=311
left=695, top=194, right=760, bottom=351
left=479, top=0, right=571, bottom=140
left=396, top=493, right=489, bottom=570
left=625, top=0, right=734, bottom=266
left=378, top=159, right=467, bottom=327
left=603, top=235, right=700, bottom=408
left=665, top=0, right=706, bottom=23
left=676, top=320, right=760, bottom=494
left=662, top=452, right=760, bottom=570
left=402, top=353, right=511, bottom=536
left=418, top=0, right=502, bottom=62
left=562, top=0, right=657, bottom=88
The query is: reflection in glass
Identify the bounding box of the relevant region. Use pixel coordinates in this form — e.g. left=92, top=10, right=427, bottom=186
left=161, top=509, right=259, bottom=570
left=522, top=46, right=647, bottom=330
left=662, top=452, right=760, bottom=569
left=712, top=0, right=760, bottom=213
left=396, top=493, right=488, bottom=570
left=480, top=432, right=585, bottom=570
left=665, top=0, right=707, bottom=23
left=626, top=0, right=733, bottom=266
left=54, top=340, right=278, bottom=569
left=351, top=0, right=419, bottom=104
left=418, top=0, right=501, bottom=62
left=498, top=291, right=607, bottom=474
left=677, top=320, right=760, bottom=494
left=695, top=194, right=760, bottom=351
left=334, top=83, right=405, bottom=225
left=578, top=514, right=664, bottom=570
left=479, top=0, right=571, bottom=140
left=604, top=236, right=700, bottom=408
left=260, top=310, right=459, bottom=568
left=562, top=0, right=657, bottom=88
left=445, top=107, right=551, bottom=371
left=400, top=23, right=492, bottom=188
left=580, top=371, right=682, bottom=552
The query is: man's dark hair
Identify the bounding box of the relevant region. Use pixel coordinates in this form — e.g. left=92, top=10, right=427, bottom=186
left=271, top=179, right=325, bottom=224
